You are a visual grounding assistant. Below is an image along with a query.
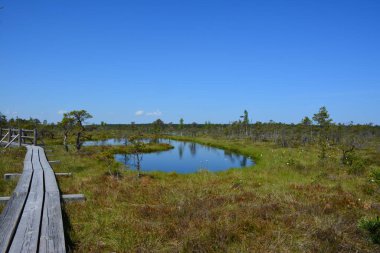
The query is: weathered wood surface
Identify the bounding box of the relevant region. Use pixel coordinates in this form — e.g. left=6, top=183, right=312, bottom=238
left=39, top=148, right=66, bottom=253
left=9, top=149, right=44, bottom=253
left=0, top=147, right=33, bottom=253
left=39, top=191, right=66, bottom=253
left=0, top=146, right=66, bottom=253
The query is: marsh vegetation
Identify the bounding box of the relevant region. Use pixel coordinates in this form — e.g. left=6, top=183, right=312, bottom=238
left=1, top=108, right=380, bottom=252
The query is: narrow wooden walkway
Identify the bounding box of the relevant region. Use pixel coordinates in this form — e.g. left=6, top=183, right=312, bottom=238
left=0, top=146, right=66, bottom=253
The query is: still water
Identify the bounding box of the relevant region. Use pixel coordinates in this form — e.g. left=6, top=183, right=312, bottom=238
left=84, top=139, right=254, bottom=173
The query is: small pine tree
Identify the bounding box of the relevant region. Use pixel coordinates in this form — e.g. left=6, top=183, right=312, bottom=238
left=312, top=106, right=332, bottom=126
left=301, top=116, right=312, bottom=126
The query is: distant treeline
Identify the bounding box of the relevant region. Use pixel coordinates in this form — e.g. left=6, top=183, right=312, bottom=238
left=94, top=121, right=379, bottom=148
left=1, top=110, right=379, bottom=149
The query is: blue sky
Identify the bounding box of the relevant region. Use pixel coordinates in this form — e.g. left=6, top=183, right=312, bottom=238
left=0, top=0, right=379, bottom=124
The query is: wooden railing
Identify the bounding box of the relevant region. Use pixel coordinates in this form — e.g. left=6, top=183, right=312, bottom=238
left=0, top=128, right=37, bottom=148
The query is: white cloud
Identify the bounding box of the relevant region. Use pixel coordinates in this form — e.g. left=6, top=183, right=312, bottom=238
left=135, top=109, right=163, bottom=117
left=135, top=110, right=144, bottom=116
left=146, top=110, right=162, bottom=117
left=58, top=110, right=67, bottom=115
left=4, top=110, right=17, bottom=116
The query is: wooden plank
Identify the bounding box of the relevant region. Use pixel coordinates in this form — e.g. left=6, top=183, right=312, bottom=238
left=24, top=146, right=33, bottom=163
left=13, top=171, right=32, bottom=195
left=40, top=148, right=59, bottom=192
left=39, top=191, right=66, bottom=253
left=23, top=160, right=33, bottom=172
left=0, top=193, right=29, bottom=253
left=1, top=142, right=68, bottom=253
left=9, top=171, right=44, bottom=253
left=8, top=147, right=44, bottom=253
left=39, top=147, right=66, bottom=252
left=39, top=149, right=59, bottom=193
left=0, top=148, right=33, bottom=253
left=14, top=147, right=33, bottom=195
left=44, top=169, right=59, bottom=194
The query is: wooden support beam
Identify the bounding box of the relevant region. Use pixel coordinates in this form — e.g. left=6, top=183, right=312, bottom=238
left=18, top=128, right=22, bottom=147
left=4, top=172, right=72, bottom=180
left=33, top=128, right=37, bottom=146
left=21, top=129, right=34, bottom=133
left=61, top=194, right=86, bottom=203
left=8, top=129, right=11, bottom=143
left=0, top=196, right=10, bottom=204
left=21, top=136, right=34, bottom=139
left=3, top=173, right=22, bottom=180
left=55, top=172, right=72, bottom=177
left=0, top=194, right=85, bottom=204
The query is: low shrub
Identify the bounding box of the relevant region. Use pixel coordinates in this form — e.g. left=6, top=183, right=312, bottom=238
left=358, top=216, right=380, bottom=244
left=348, top=160, right=366, bottom=175
left=371, top=168, right=380, bottom=186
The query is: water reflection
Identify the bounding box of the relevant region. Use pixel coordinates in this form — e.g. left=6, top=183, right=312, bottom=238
left=123, top=153, right=130, bottom=165
left=178, top=144, right=184, bottom=159
left=240, top=156, right=247, bottom=167
left=84, top=138, right=254, bottom=173
left=189, top=142, right=197, bottom=157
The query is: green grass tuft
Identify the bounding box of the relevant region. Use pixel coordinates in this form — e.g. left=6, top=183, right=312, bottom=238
left=359, top=217, right=380, bottom=244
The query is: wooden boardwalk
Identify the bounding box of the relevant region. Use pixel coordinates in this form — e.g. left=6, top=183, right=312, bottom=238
left=0, top=145, right=66, bottom=253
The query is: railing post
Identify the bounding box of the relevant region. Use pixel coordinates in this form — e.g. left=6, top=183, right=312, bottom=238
left=33, top=129, right=37, bottom=146
left=8, top=129, right=11, bottom=143
left=18, top=128, right=22, bottom=147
